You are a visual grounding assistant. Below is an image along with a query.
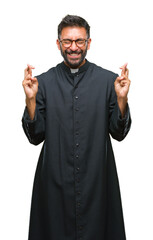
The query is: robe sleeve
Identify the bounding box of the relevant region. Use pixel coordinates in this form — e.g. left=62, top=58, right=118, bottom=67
left=109, top=74, right=131, bottom=141
left=22, top=77, right=46, bottom=145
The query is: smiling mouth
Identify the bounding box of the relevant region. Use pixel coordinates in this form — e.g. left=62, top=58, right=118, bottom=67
left=67, top=53, right=81, bottom=59
left=69, top=53, right=79, bottom=56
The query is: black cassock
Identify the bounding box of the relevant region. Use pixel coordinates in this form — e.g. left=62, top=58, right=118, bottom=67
left=22, top=60, right=131, bottom=240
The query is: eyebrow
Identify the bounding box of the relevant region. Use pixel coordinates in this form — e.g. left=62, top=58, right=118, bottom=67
left=60, top=38, right=86, bottom=41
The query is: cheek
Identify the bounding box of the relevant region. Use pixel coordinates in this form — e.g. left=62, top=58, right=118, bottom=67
left=59, top=45, right=66, bottom=53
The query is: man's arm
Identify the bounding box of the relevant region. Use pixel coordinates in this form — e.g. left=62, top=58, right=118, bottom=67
left=109, top=64, right=131, bottom=141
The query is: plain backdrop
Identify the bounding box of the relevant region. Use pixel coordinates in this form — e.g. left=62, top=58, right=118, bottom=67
left=0, top=0, right=153, bottom=239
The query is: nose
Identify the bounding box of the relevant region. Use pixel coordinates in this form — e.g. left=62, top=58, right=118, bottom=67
left=70, top=41, right=78, bottom=51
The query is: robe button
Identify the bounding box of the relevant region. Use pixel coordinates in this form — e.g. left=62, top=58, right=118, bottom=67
left=79, top=225, right=83, bottom=230
left=76, top=143, right=79, bottom=147
left=75, top=96, right=79, bottom=99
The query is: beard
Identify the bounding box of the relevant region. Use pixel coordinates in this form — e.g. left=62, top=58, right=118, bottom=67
left=60, top=46, right=87, bottom=69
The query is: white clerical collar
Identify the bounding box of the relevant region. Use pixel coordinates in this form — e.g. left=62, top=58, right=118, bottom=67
left=70, top=68, right=79, bottom=73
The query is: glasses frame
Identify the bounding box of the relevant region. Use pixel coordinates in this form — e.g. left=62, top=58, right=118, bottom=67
left=59, top=38, right=89, bottom=48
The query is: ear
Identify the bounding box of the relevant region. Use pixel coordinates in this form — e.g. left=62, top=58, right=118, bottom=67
left=56, top=39, right=61, bottom=50
left=87, top=38, right=92, bottom=50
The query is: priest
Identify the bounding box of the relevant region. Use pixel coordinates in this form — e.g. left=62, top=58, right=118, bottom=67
left=22, top=14, right=131, bottom=240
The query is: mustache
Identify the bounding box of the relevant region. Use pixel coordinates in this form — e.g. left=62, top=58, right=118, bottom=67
left=65, top=50, right=82, bottom=54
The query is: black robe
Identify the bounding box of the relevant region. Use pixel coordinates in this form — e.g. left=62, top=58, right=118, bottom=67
left=22, top=60, right=131, bottom=240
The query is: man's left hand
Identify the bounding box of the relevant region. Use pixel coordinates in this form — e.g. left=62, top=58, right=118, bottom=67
left=114, top=63, right=131, bottom=99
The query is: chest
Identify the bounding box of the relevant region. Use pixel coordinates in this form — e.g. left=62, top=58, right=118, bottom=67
left=44, top=73, right=110, bottom=113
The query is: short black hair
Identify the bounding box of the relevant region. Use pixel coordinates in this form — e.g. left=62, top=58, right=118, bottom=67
left=58, top=15, right=90, bottom=39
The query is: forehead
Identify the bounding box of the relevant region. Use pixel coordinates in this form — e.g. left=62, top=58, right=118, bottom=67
left=60, top=26, right=87, bottom=39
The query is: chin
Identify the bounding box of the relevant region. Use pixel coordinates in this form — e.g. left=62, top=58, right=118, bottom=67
left=65, top=60, right=80, bottom=69
left=67, top=57, right=86, bottom=69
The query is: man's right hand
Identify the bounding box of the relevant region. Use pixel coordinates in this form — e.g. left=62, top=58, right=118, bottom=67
left=22, top=64, right=38, bottom=120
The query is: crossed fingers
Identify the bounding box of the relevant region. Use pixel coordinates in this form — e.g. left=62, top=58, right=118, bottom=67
left=120, top=63, right=129, bottom=79
left=117, top=63, right=130, bottom=84
left=23, top=64, right=37, bottom=89
left=24, top=64, right=35, bottom=79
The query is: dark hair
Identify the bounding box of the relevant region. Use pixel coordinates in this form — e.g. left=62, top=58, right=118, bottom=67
left=58, top=15, right=90, bottom=39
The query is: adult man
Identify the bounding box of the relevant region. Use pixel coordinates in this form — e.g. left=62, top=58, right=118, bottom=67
left=22, top=15, right=131, bottom=240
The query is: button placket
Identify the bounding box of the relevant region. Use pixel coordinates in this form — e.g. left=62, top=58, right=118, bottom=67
left=73, top=78, right=83, bottom=240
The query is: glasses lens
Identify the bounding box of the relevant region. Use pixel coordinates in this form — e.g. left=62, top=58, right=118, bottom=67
left=61, top=39, right=87, bottom=48
left=76, top=39, right=86, bottom=47
left=62, top=40, right=71, bottom=47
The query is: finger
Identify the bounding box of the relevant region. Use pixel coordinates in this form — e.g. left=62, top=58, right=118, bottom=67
left=121, top=68, right=129, bottom=79
left=24, top=66, right=29, bottom=78
left=25, top=73, right=32, bottom=81
left=30, top=77, right=37, bottom=82
left=27, top=64, right=35, bottom=69
left=24, top=65, right=35, bottom=78
left=120, top=63, right=128, bottom=76
left=25, top=73, right=37, bottom=81
left=27, top=64, right=35, bottom=76
left=120, top=79, right=131, bottom=87
left=22, top=79, right=33, bottom=88
left=120, top=80, right=128, bottom=85
left=29, top=77, right=38, bottom=86
left=120, top=63, right=128, bottom=70
left=115, top=76, right=125, bottom=83
left=125, top=68, right=129, bottom=78
left=115, top=76, right=131, bottom=87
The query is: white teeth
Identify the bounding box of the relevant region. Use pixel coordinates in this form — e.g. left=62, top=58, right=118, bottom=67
left=70, top=54, right=78, bottom=56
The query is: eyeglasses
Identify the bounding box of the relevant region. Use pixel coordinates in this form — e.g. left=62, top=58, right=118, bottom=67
left=59, top=38, right=88, bottom=48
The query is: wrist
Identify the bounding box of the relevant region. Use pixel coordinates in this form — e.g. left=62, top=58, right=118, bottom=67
left=117, top=96, right=128, bottom=103
left=26, top=97, right=36, bottom=120
left=26, top=97, right=36, bottom=106
left=117, top=97, right=128, bottom=118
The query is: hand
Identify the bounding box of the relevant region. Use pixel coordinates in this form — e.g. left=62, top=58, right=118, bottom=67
left=22, top=64, right=38, bottom=120
left=22, top=64, right=38, bottom=100
left=114, top=63, right=131, bottom=99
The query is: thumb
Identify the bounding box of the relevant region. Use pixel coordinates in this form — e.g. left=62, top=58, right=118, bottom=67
left=115, top=76, right=124, bottom=84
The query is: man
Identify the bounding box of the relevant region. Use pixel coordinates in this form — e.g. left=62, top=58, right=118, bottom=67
left=22, top=15, right=131, bottom=240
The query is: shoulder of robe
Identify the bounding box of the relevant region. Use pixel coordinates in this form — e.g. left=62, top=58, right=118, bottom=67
left=90, top=62, right=118, bottom=83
